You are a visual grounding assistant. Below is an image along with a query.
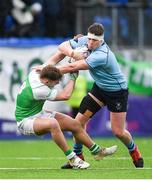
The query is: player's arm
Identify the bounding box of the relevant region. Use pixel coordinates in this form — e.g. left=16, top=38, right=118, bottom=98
left=34, top=41, right=75, bottom=72
left=58, top=41, right=74, bottom=58
left=54, top=78, right=77, bottom=101
left=45, top=34, right=84, bottom=65
left=44, top=50, right=66, bottom=66
left=58, top=60, right=89, bottom=74
left=59, top=41, right=86, bottom=60
left=34, top=50, right=66, bottom=72
left=32, top=73, right=78, bottom=101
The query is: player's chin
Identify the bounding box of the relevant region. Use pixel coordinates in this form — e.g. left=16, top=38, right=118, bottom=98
left=88, top=45, right=93, bottom=50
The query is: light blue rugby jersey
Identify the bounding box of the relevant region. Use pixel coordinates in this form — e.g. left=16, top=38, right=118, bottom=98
left=69, top=36, right=127, bottom=92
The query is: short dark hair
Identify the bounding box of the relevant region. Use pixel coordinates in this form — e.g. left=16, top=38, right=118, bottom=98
left=88, top=23, right=104, bottom=36
left=40, top=65, right=63, bottom=81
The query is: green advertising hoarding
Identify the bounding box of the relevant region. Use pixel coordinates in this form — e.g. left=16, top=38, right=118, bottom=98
left=117, top=54, right=152, bottom=96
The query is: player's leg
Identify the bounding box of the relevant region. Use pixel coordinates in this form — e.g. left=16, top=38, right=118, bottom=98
left=72, top=93, right=104, bottom=159
left=33, top=117, right=70, bottom=152
left=74, top=112, right=117, bottom=160
left=110, top=112, right=144, bottom=168
left=34, top=117, right=91, bottom=169
left=60, top=92, right=117, bottom=170
left=63, top=84, right=103, bottom=158
left=55, top=110, right=117, bottom=169
left=55, top=112, right=101, bottom=152
left=105, top=88, right=144, bottom=168
left=19, top=117, right=90, bottom=169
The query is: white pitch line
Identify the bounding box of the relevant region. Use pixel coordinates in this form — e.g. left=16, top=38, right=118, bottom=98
left=0, top=157, right=65, bottom=160
left=0, top=179, right=151, bottom=180
left=0, top=167, right=152, bottom=170
left=0, top=157, right=151, bottom=160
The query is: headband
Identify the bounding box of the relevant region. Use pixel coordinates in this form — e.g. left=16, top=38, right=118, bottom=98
left=87, top=32, right=104, bottom=41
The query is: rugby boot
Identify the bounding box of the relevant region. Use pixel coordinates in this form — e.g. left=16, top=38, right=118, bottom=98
left=93, top=145, right=118, bottom=160
left=61, top=153, right=84, bottom=169
left=130, top=146, right=144, bottom=168
left=69, top=155, right=90, bottom=169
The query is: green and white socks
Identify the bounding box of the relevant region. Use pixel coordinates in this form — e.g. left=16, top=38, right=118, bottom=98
left=89, top=143, right=101, bottom=155
left=73, top=142, right=101, bottom=156
left=65, top=149, right=76, bottom=160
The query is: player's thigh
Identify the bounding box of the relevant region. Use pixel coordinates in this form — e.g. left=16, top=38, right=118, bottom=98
left=75, top=112, right=89, bottom=128
left=76, top=94, right=102, bottom=128
left=110, top=112, right=126, bottom=133
left=33, top=117, right=59, bottom=135
left=54, top=112, right=81, bottom=132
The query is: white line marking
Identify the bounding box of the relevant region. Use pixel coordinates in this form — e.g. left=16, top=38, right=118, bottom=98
left=0, top=157, right=151, bottom=160
left=0, top=167, right=151, bottom=170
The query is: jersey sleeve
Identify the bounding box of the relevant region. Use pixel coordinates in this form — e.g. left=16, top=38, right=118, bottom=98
left=32, top=86, right=58, bottom=101
left=69, top=36, right=88, bottom=49
left=86, top=51, right=107, bottom=68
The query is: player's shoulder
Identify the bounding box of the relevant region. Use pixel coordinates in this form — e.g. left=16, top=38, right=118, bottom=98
left=98, top=42, right=109, bottom=53
left=72, top=35, right=88, bottom=44
left=28, top=70, right=43, bottom=88
left=78, top=36, right=88, bottom=43
left=29, top=70, right=39, bottom=80
left=89, top=43, right=108, bottom=60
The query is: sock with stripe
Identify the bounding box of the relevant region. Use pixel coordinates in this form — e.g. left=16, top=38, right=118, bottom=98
left=73, top=143, right=83, bottom=155
left=126, top=139, right=136, bottom=152
left=65, top=149, right=76, bottom=160
left=89, top=143, right=101, bottom=155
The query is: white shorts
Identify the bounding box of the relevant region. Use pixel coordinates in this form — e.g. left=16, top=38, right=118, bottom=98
left=17, top=111, right=56, bottom=135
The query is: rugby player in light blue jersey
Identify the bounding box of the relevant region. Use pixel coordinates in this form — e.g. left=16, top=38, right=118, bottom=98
left=34, top=23, right=143, bottom=169
left=57, top=23, right=143, bottom=169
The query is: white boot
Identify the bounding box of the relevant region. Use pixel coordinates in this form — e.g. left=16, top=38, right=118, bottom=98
left=69, top=155, right=90, bottom=169
left=94, top=145, right=118, bottom=160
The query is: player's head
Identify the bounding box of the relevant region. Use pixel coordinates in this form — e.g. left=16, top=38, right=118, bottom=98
left=87, top=23, right=104, bottom=50
left=40, top=65, right=63, bottom=87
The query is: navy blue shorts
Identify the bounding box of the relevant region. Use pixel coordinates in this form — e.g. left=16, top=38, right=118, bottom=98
left=89, top=83, right=128, bottom=112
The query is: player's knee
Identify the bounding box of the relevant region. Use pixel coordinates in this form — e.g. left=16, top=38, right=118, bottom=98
left=48, top=119, right=60, bottom=132
left=76, top=118, right=85, bottom=129
left=71, top=121, right=82, bottom=133
left=112, top=128, right=124, bottom=139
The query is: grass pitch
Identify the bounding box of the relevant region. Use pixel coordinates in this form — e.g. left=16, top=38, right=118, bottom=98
left=0, top=138, right=152, bottom=179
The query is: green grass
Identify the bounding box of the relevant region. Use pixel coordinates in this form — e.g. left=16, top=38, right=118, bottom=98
left=0, top=138, right=152, bottom=179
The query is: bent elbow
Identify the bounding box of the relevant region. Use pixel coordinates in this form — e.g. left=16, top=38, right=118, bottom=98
left=62, top=94, right=71, bottom=101
left=58, top=45, right=63, bottom=52
left=58, top=42, right=67, bottom=52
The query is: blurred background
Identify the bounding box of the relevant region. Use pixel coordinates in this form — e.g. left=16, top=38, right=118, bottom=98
left=0, top=0, right=152, bottom=139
